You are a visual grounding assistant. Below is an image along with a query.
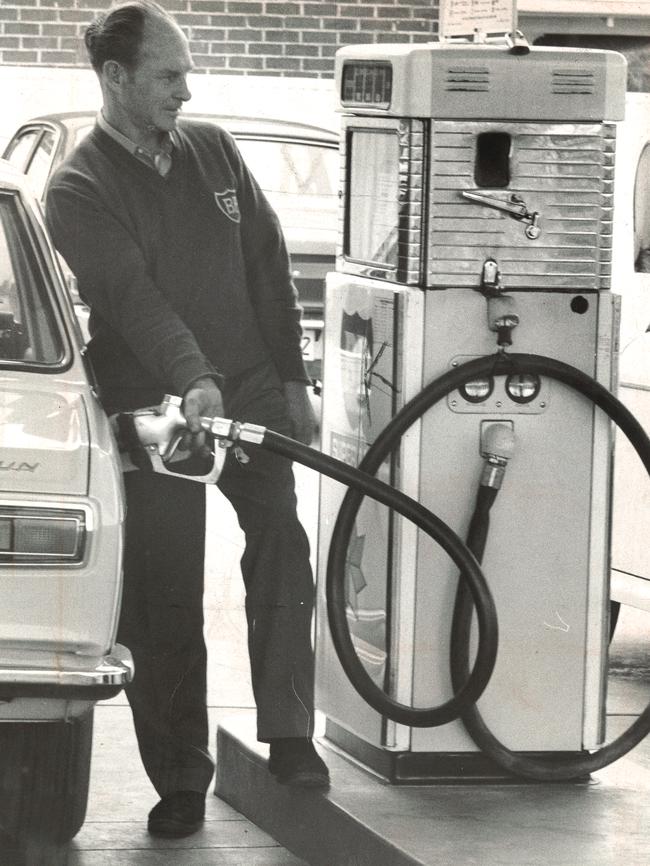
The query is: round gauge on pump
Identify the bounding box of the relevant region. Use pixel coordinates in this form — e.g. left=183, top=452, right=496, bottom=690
left=505, top=373, right=541, bottom=404
left=458, top=377, right=494, bottom=404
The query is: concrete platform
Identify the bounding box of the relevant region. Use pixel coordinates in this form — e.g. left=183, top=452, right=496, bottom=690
left=215, top=692, right=650, bottom=866
left=210, top=466, right=650, bottom=866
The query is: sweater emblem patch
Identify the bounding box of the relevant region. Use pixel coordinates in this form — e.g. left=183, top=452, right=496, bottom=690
left=214, top=189, right=241, bottom=224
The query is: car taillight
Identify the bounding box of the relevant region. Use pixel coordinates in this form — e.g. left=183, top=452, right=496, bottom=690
left=0, top=507, right=86, bottom=564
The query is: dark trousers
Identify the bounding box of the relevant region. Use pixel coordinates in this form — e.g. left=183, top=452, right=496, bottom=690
left=116, top=364, right=316, bottom=797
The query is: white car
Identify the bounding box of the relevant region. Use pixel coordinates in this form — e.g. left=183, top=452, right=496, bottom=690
left=0, top=159, right=132, bottom=846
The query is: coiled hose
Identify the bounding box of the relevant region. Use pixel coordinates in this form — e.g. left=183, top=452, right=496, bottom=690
left=449, top=355, right=650, bottom=780
left=263, top=429, right=498, bottom=727
left=308, top=351, right=650, bottom=780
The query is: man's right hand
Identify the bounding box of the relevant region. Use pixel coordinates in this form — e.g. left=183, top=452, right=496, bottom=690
left=181, top=377, right=225, bottom=450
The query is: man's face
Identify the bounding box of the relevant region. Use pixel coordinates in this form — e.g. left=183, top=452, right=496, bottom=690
left=119, top=16, right=193, bottom=138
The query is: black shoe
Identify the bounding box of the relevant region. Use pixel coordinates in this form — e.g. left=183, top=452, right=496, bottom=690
left=268, top=738, right=330, bottom=789
left=147, top=790, right=205, bottom=838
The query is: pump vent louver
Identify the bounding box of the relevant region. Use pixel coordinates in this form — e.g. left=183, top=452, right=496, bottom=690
left=551, top=69, right=596, bottom=95
left=445, top=67, right=490, bottom=91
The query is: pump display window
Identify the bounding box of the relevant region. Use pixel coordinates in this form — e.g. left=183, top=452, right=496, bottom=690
left=347, top=130, right=399, bottom=267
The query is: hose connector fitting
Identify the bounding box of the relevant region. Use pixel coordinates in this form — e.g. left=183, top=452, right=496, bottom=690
left=200, top=416, right=267, bottom=446
left=480, top=423, right=516, bottom=489
left=487, top=294, right=520, bottom=348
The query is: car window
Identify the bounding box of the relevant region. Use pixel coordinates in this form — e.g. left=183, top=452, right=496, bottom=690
left=634, top=142, right=650, bottom=272
left=236, top=139, right=339, bottom=228
left=0, top=193, right=64, bottom=365
left=25, top=129, right=56, bottom=201
left=3, top=130, right=40, bottom=172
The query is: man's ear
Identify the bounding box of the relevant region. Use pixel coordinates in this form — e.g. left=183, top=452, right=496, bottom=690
left=102, top=60, right=126, bottom=90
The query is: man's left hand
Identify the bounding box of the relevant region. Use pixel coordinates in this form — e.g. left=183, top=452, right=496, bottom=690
left=284, top=380, right=318, bottom=445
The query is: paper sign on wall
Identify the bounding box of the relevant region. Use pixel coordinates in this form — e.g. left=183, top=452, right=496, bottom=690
left=439, top=0, right=518, bottom=39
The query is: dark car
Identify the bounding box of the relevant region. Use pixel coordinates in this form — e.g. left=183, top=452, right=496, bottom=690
left=2, top=111, right=339, bottom=384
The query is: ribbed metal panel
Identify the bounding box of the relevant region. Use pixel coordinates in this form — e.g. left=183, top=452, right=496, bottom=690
left=427, top=121, right=616, bottom=290
left=398, top=122, right=424, bottom=284
left=335, top=119, right=346, bottom=264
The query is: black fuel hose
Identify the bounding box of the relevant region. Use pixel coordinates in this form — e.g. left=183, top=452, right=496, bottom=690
left=262, top=430, right=498, bottom=727
left=327, top=351, right=650, bottom=779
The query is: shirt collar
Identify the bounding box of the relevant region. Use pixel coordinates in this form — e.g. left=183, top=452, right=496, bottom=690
left=97, top=112, right=177, bottom=176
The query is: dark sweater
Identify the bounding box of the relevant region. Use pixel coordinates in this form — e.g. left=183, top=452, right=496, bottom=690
left=45, top=120, right=308, bottom=408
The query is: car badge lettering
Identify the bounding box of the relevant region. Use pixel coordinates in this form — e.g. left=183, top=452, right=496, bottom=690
left=0, top=460, right=39, bottom=472
left=214, top=189, right=241, bottom=224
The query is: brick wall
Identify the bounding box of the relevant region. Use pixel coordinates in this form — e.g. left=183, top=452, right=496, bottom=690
left=0, top=0, right=439, bottom=78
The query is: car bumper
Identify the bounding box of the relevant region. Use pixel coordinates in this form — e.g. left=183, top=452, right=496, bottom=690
left=0, top=643, right=133, bottom=702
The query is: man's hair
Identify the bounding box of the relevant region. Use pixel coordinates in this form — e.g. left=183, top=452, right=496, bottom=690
left=84, top=1, right=173, bottom=73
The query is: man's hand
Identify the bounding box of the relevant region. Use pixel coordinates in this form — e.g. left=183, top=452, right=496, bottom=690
left=181, top=376, right=224, bottom=451
left=284, top=380, right=317, bottom=445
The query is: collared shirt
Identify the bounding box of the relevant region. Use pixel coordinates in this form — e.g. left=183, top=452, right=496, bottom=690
left=97, top=112, right=175, bottom=177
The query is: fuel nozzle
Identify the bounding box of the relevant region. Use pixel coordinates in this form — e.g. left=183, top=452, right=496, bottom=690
left=112, top=395, right=267, bottom=484
left=480, top=423, right=516, bottom=489
left=131, top=395, right=188, bottom=461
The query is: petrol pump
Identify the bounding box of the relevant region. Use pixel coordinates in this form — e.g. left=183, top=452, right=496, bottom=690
left=110, top=19, right=649, bottom=785
left=314, top=39, right=630, bottom=781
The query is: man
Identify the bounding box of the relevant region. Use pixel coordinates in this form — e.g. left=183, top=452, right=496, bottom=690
left=46, top=0, right=329, bottom=839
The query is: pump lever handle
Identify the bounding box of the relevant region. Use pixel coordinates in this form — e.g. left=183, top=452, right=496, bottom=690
left=462, top=190, right=528, bottom=217
left=462, top=191, right=541, bottom=239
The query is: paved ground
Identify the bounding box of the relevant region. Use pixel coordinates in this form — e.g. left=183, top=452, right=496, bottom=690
left=67, top=596, right=650, bottom=866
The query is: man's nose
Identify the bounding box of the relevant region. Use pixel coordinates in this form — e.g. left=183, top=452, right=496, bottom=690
left=178, top=76, right=191, bottom=102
